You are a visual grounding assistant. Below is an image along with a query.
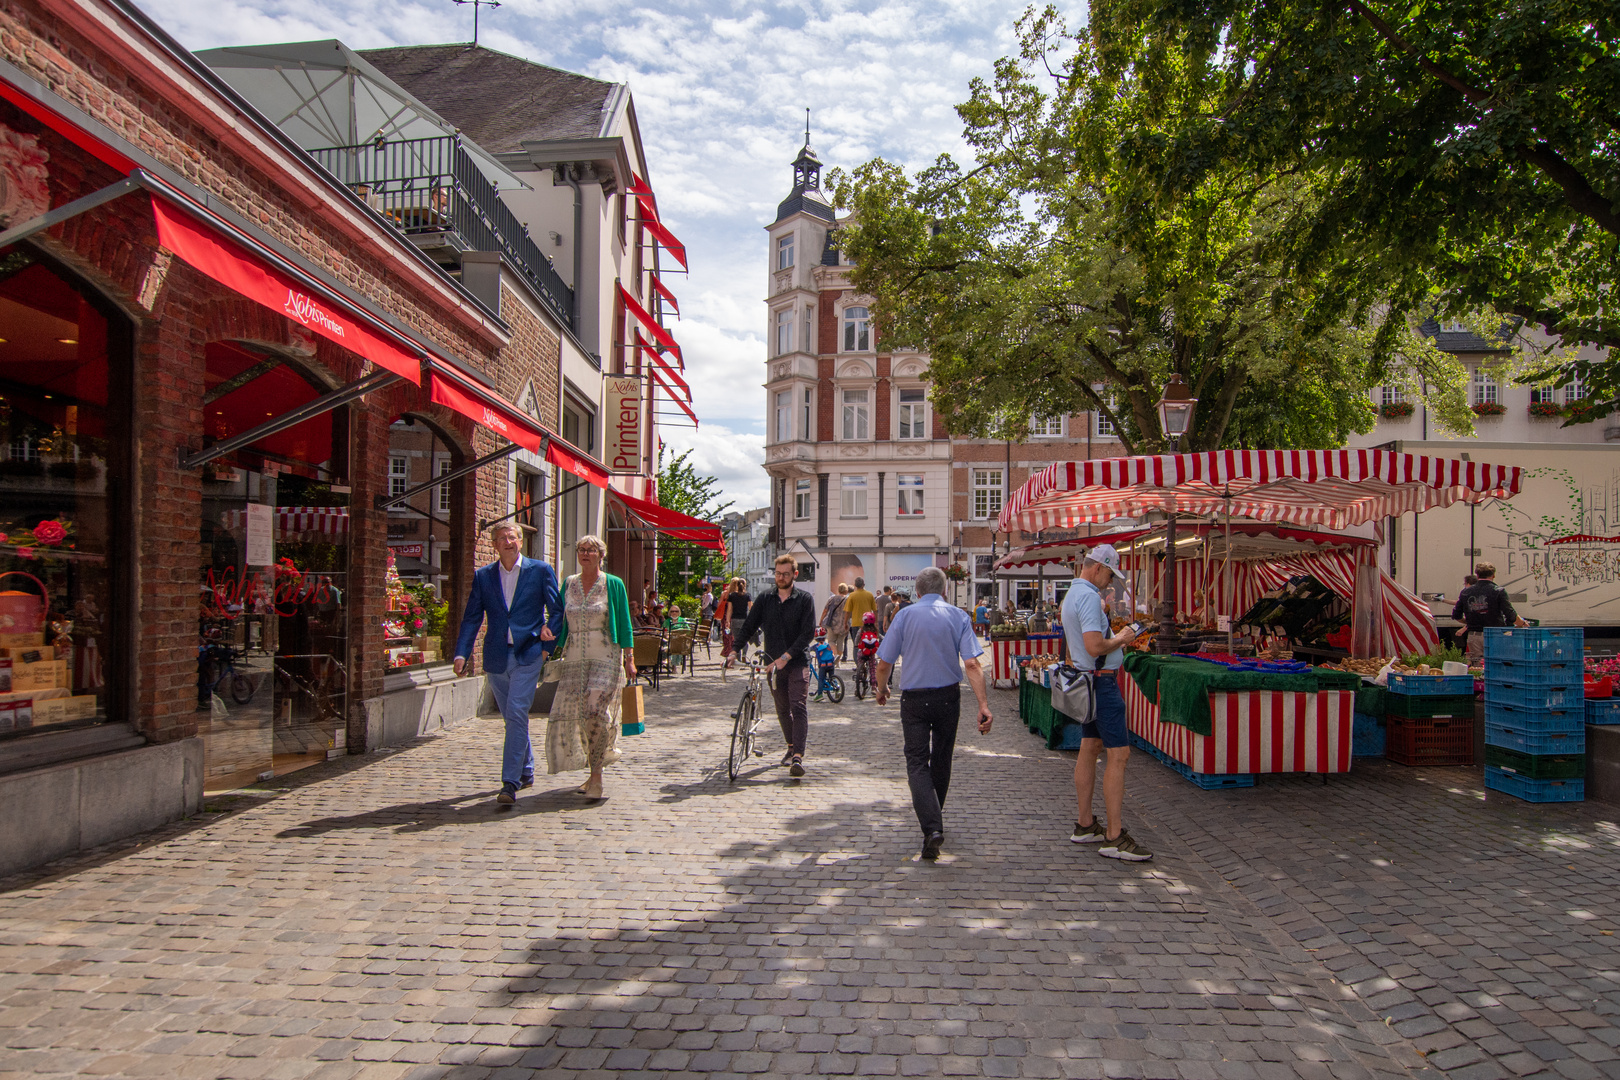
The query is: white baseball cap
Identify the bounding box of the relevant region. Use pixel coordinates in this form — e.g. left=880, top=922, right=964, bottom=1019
left=1084, top=543, right=1128, bottom=582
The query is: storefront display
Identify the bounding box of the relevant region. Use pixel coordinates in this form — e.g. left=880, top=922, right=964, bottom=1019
left=0, top=250, right=125, bottom=737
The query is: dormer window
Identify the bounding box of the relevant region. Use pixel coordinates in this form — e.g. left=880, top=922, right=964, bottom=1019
left=843, top=306, right=870, bottom=352
left=777, top=234, right=795, bottom=270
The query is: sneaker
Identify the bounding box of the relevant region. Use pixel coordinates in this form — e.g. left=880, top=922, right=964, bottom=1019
left=495, top=784, right=517, bottom=806
left=921, top=831, right=944, bottom=861
left=1070, top=820, right=1108, bottom=844
left=790, top=756, right=805, bottom=778
left=1098, top=831, right=1153, bottom=862
left=518, top=777, right=533, bottom=791
left=782, top=750, right=795, bottom=766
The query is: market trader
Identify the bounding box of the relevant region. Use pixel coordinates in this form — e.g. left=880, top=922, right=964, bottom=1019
left=1060, top=544, right=1151, bottom=861
left=1451, top=562, right=1528, bottom=662
left=453, top=522, right=565, bottom=806
left=874, top=566, right=994, bottom=862
left=726, top=554, right=818, bottom=776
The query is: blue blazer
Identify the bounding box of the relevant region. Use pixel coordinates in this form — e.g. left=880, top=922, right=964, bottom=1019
left=454, top=557, right=565, bottom=674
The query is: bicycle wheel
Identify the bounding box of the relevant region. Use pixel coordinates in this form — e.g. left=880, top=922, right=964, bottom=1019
left=228, top=672, right=256, bottom=705
left=854, top=663, right=866, bottom=700
left=729, top=691, right=755, bottom=781
left=828, top=674, right=844, bottom=704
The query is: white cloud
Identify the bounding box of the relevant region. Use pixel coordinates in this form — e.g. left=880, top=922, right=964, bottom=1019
left=144, top=0, right=1043, bottom=502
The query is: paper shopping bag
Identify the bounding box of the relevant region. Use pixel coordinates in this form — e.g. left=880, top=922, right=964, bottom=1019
left=621, top=685, right=645, bottom=736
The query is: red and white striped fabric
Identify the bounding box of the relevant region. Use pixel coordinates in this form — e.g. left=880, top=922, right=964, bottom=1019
left=991, top=638, right=1064, bottom=687
left=1121, top=673, right=1353, bottom=774
left=221, top=506, right=350, bottom=539
left=999, top=449, right=1522, bottom=533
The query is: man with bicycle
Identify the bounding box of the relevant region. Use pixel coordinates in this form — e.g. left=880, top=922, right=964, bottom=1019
left=725, top=553, right=817, bottom=776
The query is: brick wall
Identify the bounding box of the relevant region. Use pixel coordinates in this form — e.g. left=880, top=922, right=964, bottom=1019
left=875, top=355, right=891, bottom=442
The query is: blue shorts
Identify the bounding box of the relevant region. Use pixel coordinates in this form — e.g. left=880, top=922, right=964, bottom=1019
left=1078, top=672, right=1129, bottom=749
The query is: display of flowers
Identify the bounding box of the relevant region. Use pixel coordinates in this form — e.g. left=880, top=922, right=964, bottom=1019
left=1470, top=401, right=1507, bottom=416
left=1528, top=401, right=1564, bottom=418
left=0, top=516, right=75, bottom=558
left=1379, top=402, right=1414, bottom=419
left=944, top=563, right=969, bottom=582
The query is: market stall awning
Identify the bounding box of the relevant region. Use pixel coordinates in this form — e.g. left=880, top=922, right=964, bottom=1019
left=996, top=523, right=1373, bottom=572
left=999, top=450, right=1523, bottom=533
left=613, top=491, right=724, bottom=551
left=1548, top=534, right=1620, bottom=545
left=221, top=506, right=350, bottom=538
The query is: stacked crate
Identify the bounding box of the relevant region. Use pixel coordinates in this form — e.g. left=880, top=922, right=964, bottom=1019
left=1484, top=627, right=1586, bottom=802
left=1384, top=673, right=1476, bottom=766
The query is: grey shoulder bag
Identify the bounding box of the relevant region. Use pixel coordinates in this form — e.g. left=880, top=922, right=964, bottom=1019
left=1050, top=663, right=1096, bottom=724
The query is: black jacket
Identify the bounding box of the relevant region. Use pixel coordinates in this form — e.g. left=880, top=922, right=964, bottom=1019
left=733, top=586, right=817, bottom=669
left=1452, top=580, right=1518, bottom=630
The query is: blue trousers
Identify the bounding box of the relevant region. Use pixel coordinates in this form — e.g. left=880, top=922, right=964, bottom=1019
left=487, top=648, right=547, bottom=787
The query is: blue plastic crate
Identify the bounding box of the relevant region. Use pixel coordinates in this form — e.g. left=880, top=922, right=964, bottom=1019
left=1485, top=700, right=1585, bottom=733
left=1485, top=679, right=1581, bottom=711
left=1386, top=673, right=1476, bottom=696
left=1483, top=658, right=1584, bottom=687
left=1483, top=626, right=1584, bottom=663
left=1485, top=721, right=1586, bottom=755
left=1588, top=698, right=1620, bottom=725
left=1352, top=711, right=1386, bottom=757
left=1485, top=766, right=1585, bottom=803
left=1131, top=733, right=1256, bottom=788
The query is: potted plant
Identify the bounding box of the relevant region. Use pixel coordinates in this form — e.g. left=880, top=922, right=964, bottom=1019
left=1471, top=401, right=1506, bottom=417
left=1528, top=401, right=1564, bottom=418
left=1379, top=401, right=1414, bottom=419
left=944, top=563, right=969, bottom=583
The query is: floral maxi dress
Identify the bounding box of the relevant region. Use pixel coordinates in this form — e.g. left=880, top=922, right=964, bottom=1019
left=545, top=573, right=625, bottom=774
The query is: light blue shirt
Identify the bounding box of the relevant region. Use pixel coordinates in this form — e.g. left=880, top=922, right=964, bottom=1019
left=1061, top=577, right=1120, bottom=672
left=876, top=594, right=984, bottom=691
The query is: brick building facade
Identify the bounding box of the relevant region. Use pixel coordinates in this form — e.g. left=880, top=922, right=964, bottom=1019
left=0, top=0, right=640, bottom=874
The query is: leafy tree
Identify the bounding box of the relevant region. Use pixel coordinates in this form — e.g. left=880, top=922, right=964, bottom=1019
left=1104, top=0, right=1620, bottom=415
left=653, top=447, right=733, bottom=603
left=832, top=10, right=1472, bottom=450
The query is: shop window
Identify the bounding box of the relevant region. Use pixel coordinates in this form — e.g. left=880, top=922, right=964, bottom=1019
left=382, top=415, right=457, bottom=677
left=199, top=340, right=350, bottom=791
left=0, top=248, right=130, bottom=743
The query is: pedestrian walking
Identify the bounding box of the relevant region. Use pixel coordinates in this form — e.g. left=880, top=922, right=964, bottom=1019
left=725, top=554, right=817, bottom=775
left=1451, top=562, right=1527, bottom=663
left=544, top=534, right=635, bottom=802
left=844, top=577, right=877, bottom=639
left=721, top=578, right=750, bottom=671
left=873, top=566, right=993, bottom=861
left=452, top=522, right=565, bottom=806
left=973, top=599, right=989, bottom=638
left=821, top=583, right=851, bottom=660
left=1060, top=544, right=1151, bottom=860
left=875, top=585, right=896, bottom=632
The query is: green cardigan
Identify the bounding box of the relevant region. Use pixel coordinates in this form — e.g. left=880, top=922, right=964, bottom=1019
left=552, top=572, right=636, bottom=655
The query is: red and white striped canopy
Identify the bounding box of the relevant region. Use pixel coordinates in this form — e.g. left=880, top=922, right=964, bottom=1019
left=998, top=450, right=1522, bottom=533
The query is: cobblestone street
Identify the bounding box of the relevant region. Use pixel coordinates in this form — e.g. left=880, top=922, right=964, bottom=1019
left=4, top=666, right=1620, bottom=1080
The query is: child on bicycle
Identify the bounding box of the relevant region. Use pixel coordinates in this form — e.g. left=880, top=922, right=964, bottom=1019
left=854, top=612, right=882, bottom=690
left=810, top=629, right=839, bottom=702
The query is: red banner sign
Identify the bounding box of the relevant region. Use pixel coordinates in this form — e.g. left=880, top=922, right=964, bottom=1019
left=428, top=369, right=543, bottom=452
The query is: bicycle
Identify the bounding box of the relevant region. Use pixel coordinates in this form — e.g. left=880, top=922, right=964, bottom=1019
left=197, top=640, right=258, bottom=707
left=853, top=651, right=877, bottom=700
left=811, top=659, right=844, bottom=704
left=728, top=650, right=772, bottom=781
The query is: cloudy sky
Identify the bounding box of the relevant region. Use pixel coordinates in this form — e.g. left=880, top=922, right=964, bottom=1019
left=144, top=0, right=1042, bottom=509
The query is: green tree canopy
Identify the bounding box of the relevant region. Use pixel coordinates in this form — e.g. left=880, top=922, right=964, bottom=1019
left=653, top=447, right=733, bottom=605
left=832, top=10, right=1476, bottom=451
left=1104, top=0, right=1620, bottom=412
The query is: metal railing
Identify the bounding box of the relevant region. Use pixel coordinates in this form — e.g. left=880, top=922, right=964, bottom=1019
left=310, top=136, right=574, bottom=330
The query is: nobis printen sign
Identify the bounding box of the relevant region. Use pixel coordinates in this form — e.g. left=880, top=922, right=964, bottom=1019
left=606, top=376, right=643, bottom=474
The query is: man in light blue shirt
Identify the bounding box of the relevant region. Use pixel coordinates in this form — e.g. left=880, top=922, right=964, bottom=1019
left=875, top=566, right=993, bottom=861
left=1059, top=543, right=1151, bottom=862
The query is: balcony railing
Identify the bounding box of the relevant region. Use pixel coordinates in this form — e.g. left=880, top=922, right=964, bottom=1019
left=310, top=136, right=574, bottom=331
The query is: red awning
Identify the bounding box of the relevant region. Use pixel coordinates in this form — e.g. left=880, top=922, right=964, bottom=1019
left=649, top=273, right=680, bottom=316
left=618, top=284, right=682, bottom=363
left=615, top=491, right=723, bottom=550
left=151, top=196, right=422, bottom=382
left=642, top=217, right=688, bottom=269
left=651, top=367, right=699, bottom=426
left=427, top=365, right=544, bottom=452
left=634, top=331, right=690, bottom=399
left=546, top=438, right=611, bottom=489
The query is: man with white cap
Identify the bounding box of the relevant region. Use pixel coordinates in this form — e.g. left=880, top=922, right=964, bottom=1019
left=1060, top=543, right=1151, bottom=861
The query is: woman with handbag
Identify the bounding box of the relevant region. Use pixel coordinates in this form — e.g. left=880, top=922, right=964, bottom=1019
left=544, top=534, right=636, bottom=801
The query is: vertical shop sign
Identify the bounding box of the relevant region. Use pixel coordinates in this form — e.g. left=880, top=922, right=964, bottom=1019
left=245, top=502, right=274, bottom=566
left=606, top=376, right=643, bottom=474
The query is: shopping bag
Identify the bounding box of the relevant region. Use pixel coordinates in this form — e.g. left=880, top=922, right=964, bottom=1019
left=621, top=684, right=645, bottom=736
left=1050, top=663, right=1096, bottom=724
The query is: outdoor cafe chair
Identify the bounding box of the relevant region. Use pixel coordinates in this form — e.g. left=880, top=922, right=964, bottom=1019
left=632, top=634, right=664, bottom=691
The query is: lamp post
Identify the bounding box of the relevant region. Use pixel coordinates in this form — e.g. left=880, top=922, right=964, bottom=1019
left=1155, top=375, right=1197, bottom=655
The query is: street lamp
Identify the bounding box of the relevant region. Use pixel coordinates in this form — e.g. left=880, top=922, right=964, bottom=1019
left=1155, top=375, right=1198, bottom=654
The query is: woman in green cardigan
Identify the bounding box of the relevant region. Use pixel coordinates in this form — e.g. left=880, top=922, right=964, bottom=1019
left=545, top=534, right=636, bottom=801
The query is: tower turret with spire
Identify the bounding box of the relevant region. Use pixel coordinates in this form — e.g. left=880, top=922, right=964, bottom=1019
left=775, top=112, right=835, bottom=224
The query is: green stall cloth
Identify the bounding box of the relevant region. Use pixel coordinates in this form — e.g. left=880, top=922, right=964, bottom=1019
left=1121, top=653, right=1363, bottom=736
left=1019, top=676, right=1076, bottom=750
left=1354, top=684, right=1386, bottom=717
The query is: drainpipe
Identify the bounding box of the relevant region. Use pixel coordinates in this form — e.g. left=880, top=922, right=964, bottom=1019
left=562, top=165, right=584, bottom=331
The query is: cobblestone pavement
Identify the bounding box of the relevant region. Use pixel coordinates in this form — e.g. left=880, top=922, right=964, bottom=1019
left=3, top=663, right=1620, bottom=1080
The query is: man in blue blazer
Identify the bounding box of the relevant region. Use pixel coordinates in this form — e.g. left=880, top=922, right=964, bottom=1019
left=453, top=523, right=565, bottom=805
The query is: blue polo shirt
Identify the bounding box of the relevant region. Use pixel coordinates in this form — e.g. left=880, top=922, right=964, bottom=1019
left=876, top=594, right=984, bottom=691
left=1061, top=577, right=1121, bottom=672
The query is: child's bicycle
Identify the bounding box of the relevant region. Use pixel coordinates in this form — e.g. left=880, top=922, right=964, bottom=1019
left=811, top=652, right=844, bottom=704
left=728, top=650, right=772, bottom=781
left=853, top=651, right=878, bottom=699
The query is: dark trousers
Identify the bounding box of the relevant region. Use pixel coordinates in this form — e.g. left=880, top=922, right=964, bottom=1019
left=772, top=663, right=810, bottom=756
left=900, top=685, right=960, bottom=837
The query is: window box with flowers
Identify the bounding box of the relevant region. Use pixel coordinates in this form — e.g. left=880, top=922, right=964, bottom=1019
left=1380, top=402, right=1414, bottom=419
left=1528, top=401, right=1565, bottom=419
left=1471, top=402, right=1506, bottom=417
left=1565, top=398, right=1603, bottom=426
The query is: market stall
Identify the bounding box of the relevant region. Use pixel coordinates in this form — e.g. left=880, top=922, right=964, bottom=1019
left=998, top=450, right=1524, bottom=779
left=988, top=635, right=1065, bottom=688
